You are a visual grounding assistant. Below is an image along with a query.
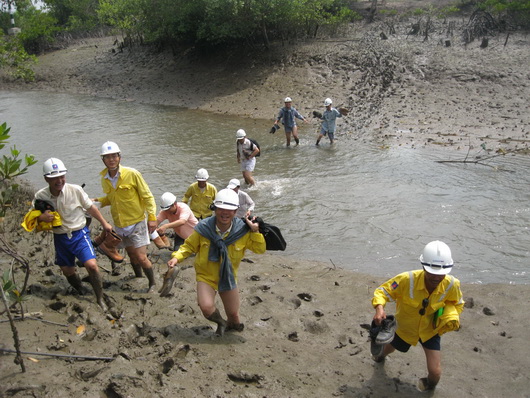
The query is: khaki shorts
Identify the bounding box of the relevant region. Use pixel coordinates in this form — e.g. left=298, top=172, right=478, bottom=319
left=116, top=219, right=150, bottom=249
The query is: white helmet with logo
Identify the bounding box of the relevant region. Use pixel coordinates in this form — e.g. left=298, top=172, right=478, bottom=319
left=101, top=141, right=121, bottom=156
left=284, top=97, right=292, bottom=103
left=324, top=98, right=332, bottom=106
left=420, top=240, right=454, bottom=275
left=236, top=129, right=246, bottom=140
left=195, top=168, right=209, bottom=181
left=160, top=192, right=177, bottom=210
left=213, top=188, right=239, bottom=210
left=43, top=158, right=67, bottom=178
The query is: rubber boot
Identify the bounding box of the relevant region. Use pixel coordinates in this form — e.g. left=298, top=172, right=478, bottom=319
left=96, top=231, right=125, bottom=263
left=92, top=229, right=106, bottom=247
left=159, top=267, right=180, bottom=297
left=66, top=273, right=86, bottom=295
left=206, top=308, right=227, bottom=336
left=88, top=271, right=108, bottom=312
left=143, top=267, right=156, bottom=293
left=151, top=233, right=171, bottom=249
left=294, top=137, right=300, bottom=145
left=130, top=262, right=144, bottom=278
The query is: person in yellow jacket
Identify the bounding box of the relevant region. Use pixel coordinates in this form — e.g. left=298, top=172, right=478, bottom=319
left=182, top=168, right=217, bottom=219
left=31, top=158, right=113, bottom=311
left=94, top=141, right=158, bottom=293
left=371, top=240, right=464, bottom=391
left=165, top=189, right=266, bottom=336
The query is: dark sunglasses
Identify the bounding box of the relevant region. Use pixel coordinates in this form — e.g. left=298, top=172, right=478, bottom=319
left=419, top=298, right=429, bottom=315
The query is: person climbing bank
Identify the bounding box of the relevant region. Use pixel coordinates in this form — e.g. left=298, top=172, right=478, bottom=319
left=371, top=240, right=465, bottom=391
left=166, top=189, right=266, bottom=335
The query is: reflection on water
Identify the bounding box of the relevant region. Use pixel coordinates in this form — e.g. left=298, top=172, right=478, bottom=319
left=1, top=90, right=529, bottom=284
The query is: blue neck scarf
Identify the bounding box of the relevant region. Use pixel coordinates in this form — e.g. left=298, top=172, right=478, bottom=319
left=195, top=216, right=249, bottom=291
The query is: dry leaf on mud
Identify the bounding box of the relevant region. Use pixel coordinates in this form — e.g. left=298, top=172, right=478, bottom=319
left=76, top=325, right=86, bottom=335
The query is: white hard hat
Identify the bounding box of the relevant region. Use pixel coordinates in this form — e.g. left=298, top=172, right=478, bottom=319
left=236, top=129, right=246, bottom=140
left=101, top=141, right=121, bottom=156
left=420, top=241, right=454, bottom=275
left=324, top=98, right=332, bottom=106
left=227, top=178, right=241, bottom=189
left=284, top=97, right=292, bottom=103
left=43, top=158, right=67, bottom=178
left=160, top=192, right=177, bottom=210
left=195, top=168, right=209, bottom=181
left=214, top=188, right=239, bottom=210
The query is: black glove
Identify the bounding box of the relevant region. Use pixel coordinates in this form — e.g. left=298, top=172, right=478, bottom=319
left=312, top=111, right=322, bottom=118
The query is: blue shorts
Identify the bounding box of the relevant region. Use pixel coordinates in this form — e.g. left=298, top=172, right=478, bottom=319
left=391, top=332, right=441, bottom=352
left=320, top=128, right=335, bottom=141
left=53, top=227, right=96, bottom=267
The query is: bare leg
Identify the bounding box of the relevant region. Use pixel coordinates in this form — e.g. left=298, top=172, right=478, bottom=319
left=242, top=170, right=255, bottom=186
left=219, top=287, right=241, bottom=328
left=285, top=131, right=291, bottom=147
left=292, top=125, right=300, bottom=145
left=197, top=281, right=227, bottom=335
left=420, top=347, right=442, bottom=390
left=126, top=245, right=156, bottom=292
left=83, top=259, right=107, bottom=311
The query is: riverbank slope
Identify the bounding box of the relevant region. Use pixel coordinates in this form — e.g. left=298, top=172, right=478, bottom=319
left=1, top=188, right=530, bottom=397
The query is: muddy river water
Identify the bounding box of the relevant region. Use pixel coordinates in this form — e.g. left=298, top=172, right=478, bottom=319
left=1, top=90, right=529, bottom=284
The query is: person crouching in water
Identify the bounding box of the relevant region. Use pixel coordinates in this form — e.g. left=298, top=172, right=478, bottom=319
left=165, top=189, right=265, bottom=335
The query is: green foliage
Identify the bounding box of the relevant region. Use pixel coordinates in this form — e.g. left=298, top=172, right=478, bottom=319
left=478, top=0, right=530, bottom=26
left=98, top=0, right=358, bottom=49
left=44, top=0, right=100, bottom=30
left=0, top=33, right=36, bottom=81
left=17, top=7, right=60, bottom=54
left=2, top=268, right=28, bottom=305
left=0, top=122, right=37, bottom=218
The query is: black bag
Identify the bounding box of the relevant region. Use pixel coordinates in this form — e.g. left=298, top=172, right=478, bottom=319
left=252, top=217, right=286, bottom=251
left=261, top=222, right=286, bottom=251
left=248, top=138, right=261, bottom=157
left=34, top=199, right=55, bottom=212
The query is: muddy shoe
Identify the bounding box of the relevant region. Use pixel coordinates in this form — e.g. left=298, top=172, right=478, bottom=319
left=159, top=267, right=180, bottom=297
left=418, top=377, right=437, bottom=391
left=227, top=323, right=245, bottom=332
left=369, top=320, right=384, bottom=357
left=376, top=315, right=396, bottom=345
left=97, top=299, right=109, bottom=313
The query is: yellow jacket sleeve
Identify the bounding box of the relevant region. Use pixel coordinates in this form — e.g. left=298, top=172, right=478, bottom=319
left=21, top=210, right=62, bottom=232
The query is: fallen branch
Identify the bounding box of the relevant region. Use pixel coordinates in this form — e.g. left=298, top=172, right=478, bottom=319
left=0, top=348, right=115, bottom=361
left=0, top=316, right=69, bottom=327
left=436, top=147, right=527, bottom=171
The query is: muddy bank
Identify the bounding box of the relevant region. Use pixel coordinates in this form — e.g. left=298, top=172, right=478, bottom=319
left=1, top=186, right=530, bottom=397
left=1, top=19, right=529, bottom=155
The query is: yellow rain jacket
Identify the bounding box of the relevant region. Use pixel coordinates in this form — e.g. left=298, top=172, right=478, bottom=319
left=172, top=229, right=265, bottom=290
left=98, top=165, right=157, bottom=228
left=21, top=209, right=62, bottom=232
left=372, top=269, right=464, bottom=345
left=182, top=182, right=217, bottom=219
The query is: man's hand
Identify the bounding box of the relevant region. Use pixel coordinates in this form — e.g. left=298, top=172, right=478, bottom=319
left=245, top=216, right=260, bottom=233
left=373, top=304, right=387, bottom=326
left=38, top=210, right=55, bottom=223
left=148, top=220, right=157, bottom=234
left=167, top=257, right=179, bottom=268
left=102, top=221, right=113, bottom=234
